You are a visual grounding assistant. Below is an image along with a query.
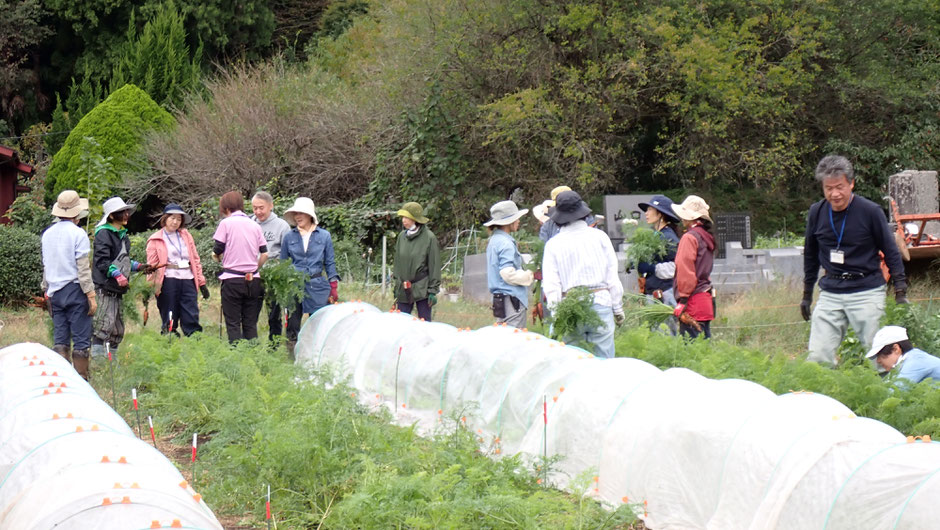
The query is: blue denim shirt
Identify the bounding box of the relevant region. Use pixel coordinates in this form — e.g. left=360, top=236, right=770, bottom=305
left=280, top=227, right=340, bottom=314
left=486, top=230, right=528, bottom=306
left=897, top=349, right=940, bottom=384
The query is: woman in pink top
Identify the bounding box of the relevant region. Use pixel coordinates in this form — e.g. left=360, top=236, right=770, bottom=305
left=212, top=191, right=269, bottom=342
left=146, top=204, right=209, bottom=335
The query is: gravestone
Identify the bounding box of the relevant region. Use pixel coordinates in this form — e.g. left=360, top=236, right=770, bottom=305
left=888, top=170, right=939, bottom=236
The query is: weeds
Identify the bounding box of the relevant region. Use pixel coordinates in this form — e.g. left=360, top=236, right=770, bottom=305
left=106, top=332, right=636, bottom=528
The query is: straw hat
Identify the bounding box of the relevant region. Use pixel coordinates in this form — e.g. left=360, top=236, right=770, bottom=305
left=549, top=191, right=592, bottom=225
left=51, top=190, right=89, bottom=219
left=97, top=197, right=136, bottom=227
left=283, top=197, right=318, bottom=226
left=550, top=185, right=572, bottom=202
left=671, top=195, right=712, bottom=222
left=397, top=202, right=430, bottom=224
left=484, top=200, right=528, bottom=227
left=532, top=199, right=554, bottom=223
left=866, top=326, right=909, bottom=359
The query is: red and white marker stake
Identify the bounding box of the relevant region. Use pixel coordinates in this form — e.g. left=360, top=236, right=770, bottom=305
left=191, top=432, right=198, bottom=489
left=168, top=311, right=174, bottom=334
left=266, top=484, right=272, bottom=530
left=132, top=388, right=142, bottom=439
left=148, top=416, right=157, bottom=448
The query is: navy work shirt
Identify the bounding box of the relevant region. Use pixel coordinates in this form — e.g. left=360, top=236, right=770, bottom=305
left=803, top=195, right=906, bottom=294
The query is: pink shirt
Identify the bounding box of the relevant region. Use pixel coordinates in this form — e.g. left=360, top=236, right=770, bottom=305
left=213, top=211, right=267, bottom=280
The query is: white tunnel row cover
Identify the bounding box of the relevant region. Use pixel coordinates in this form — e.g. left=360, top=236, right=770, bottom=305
left=297, top=302, right=940, bottom=530
left=0, top=343, right=223, bottom=530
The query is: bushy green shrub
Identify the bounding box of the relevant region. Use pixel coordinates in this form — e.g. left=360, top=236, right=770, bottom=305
left=0, top=226, right=44, bottom=304
left=45, top=84, right=175, bottom=202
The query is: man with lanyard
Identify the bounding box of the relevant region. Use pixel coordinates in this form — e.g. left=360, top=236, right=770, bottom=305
left=802, top=155, right=907, bottom=365
left=251, top=191, right=291, bottom=342
left=542, top=191, right=625, bottom=358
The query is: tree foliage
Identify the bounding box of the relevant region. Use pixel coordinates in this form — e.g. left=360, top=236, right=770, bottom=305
left=0, top=0, right=52, bottom=126
left=111, top=1, right=204, bottom=109
left=46, top=84, right=175, bottom=202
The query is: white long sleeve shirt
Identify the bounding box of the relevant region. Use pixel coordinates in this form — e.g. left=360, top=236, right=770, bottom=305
left=542, top=220, right=624, bottom=312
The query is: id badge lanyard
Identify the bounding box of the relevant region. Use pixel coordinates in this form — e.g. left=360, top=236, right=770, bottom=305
left=828, top=203, right=848, bottom=264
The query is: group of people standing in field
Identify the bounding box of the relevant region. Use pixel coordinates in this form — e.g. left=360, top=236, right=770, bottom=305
left=38, top=152, right=937, bottom=381
left=482, top=186, right=717, bottom=359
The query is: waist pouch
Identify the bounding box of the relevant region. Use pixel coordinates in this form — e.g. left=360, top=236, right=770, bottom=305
left=492, top=293, right=521, bottom=319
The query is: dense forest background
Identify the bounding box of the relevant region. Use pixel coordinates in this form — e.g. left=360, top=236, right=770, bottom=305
left=3, top=0, right=939, bottom=238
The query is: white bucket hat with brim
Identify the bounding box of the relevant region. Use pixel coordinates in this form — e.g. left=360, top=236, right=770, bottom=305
left=532, top=199, right=554, bottom=223
left=671, top=195, right=712, bottom=222
left=866, top=325, right=909, bottom=358
left=51, top=190, right=89, bottom=219
left=484, top=200, right=528, bottom=227
left=97, top=197, right=136, bottom=227
left=283, top=197, right=318, bottom=226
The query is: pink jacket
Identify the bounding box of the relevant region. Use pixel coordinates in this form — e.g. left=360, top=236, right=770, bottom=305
left=146, top=228, right=206, bottom=296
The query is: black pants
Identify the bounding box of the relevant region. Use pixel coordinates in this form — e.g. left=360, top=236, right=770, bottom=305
left=220, top=277, right=265, bottom=343
left=397, top=299, right=432, bottom=322
left=267, top=298, right=284, bottom=340
left=157, top=277, right=202, bottom=336
left=50, top=282, right=92, bottom=350
left=680, top=320, right=711, bottom=340
left=286, top=302, right=304, bottom=342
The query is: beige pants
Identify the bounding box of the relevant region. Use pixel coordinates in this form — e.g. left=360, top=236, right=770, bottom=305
left=807, top=286, right=885, bottom=365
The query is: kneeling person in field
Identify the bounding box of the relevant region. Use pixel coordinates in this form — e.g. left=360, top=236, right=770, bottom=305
left=868, top=326, right=940, bottom=384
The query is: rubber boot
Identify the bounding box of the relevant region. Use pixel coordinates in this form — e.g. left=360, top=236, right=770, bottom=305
left=286, top=340, right=296, bottom=362
left=72, top=350, right=90, bottom=381
left=53, top=344, right=72, bottom=363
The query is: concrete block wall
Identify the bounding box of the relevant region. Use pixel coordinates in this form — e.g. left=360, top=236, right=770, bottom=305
left=462, top=241, right=805, bottom=304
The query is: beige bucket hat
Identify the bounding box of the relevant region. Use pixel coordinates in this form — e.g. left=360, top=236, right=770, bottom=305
left=671, top=195, right=712, bottom=222
left=283, top=197, right=318, bottom=226
left=484, top=200, right=528, bottom=227
left=51, top=190, right=89, bottom=219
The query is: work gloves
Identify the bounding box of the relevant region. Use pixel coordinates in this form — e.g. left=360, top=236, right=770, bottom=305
left=200, top=284, right=211, bottom=300
left=800, top=289, right=813, bottom=322
left=673, top=302, right=687, bottom=318
left=328, top=280, right=339, bottom=304
left=428, top=293, right=437, bottom=307
left=114, top=273, right=129, bottom=288
left=895, top=290, right=909, bottom=305
left=614, top=310, right=625, bottom=325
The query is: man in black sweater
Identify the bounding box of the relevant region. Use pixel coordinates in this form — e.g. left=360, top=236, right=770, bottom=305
left=802, top=155, right=908, bottom=365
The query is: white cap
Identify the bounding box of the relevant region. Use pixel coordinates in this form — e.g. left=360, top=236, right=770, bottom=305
left=866, top=325, right=909, bottom=358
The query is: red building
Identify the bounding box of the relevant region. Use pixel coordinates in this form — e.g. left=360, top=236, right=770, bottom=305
left=0, top=145, right=35, bottom=225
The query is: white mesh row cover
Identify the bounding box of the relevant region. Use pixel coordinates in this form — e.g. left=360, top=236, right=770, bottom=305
left=296, top=302, right=940, bottom=530
left=0, top=343, right=223, bottom=530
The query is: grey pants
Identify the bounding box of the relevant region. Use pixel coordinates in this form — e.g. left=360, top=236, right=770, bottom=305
left=807, top=286, right=885, bottom=366
left=91, top=290, right=125, bottom=357
left=496, top=296, right=527, bottom=329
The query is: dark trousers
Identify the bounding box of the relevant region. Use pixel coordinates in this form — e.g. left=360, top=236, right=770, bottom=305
left=680, top=320, right=712, bottom=340
left=267, top=298, right=284, bottom=340
left=286, top=303, right=304, bottom=342
left=157, top=277, right=202, bottom=336
left=397, top=299, right=432, bottom=322
left=220, top=278, right=265, bottom=343
left=50, top=282, right=92, bottom=350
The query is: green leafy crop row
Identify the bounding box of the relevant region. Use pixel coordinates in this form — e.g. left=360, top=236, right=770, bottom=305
left=614, top=301, right=940, bottom=438
left=108, top=332, right=637, bottom=528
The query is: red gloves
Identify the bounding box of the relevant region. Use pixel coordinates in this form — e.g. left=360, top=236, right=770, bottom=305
left=533, top=269, right=543, bottom=281
left=114, top=273, right=129, bottom=288
left=328, top=280, right=339, bottom=303
left=673, top=303, right=686, bottom=318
